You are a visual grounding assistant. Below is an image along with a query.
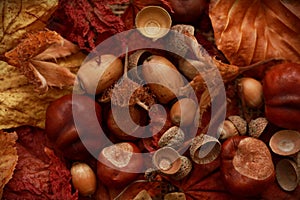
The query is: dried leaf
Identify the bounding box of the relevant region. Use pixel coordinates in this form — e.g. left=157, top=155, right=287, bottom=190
left=0, top=0, right=58, bottom=54
left=0, top=131, right=18, bottom=199
left=3, top=127, right=78, bottom=200
left=48, top=0, right=127, bottom=51
left=209, top=0, right=300, bottom=66
left=0, top=61, right=73, bottom=130
left=4, top=29, right=80, bottom=93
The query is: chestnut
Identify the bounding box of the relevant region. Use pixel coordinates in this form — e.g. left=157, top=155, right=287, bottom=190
left=45, top=94, right=104, bottom=160
left=220, top=135, right=275, bottom=197
left=97, top=142, right=143, bottom=188
left=263, top=63, right=300, bottom=130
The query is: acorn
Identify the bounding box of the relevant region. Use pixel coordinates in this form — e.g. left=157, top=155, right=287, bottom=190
left=218, top=115, right=247, bottom=140
left=238, top=77, right=263, bottom=108
left=170, top=98, right=198, bottom=126
left=189, top=134, right=221, bottom=164
left=77, top=54, right=123, bottom=94
left=142, top=55, right=184, bottom=104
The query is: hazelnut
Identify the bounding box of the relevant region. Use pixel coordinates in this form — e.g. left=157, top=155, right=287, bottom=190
left=97, top=142, right=143, bottom=188
left=221, top=136, right=275, bottom=197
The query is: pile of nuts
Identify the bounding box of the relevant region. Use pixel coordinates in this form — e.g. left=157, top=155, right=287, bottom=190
left=44, top=5, right=300, bottom=198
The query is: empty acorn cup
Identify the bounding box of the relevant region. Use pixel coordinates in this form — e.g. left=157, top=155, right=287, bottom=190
left=152, top=147, right=182, bottom=175
left=269, top=130, right=300, bottom=156
left=190, top=134, right=221, bottom=164
left=276, top=159, right=300, bottom=191
left=158, top=126, right=185, bottom=149
left=135, top=6, right=172, bottom=41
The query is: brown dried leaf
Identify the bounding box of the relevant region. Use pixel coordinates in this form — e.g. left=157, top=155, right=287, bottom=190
left=0, top=61, right=73, bottom=130
left=4, top=29, right=80, bottom=93
left=209, top=0, right=300, bottom=66
left=0, top=131, right=18, bottom=199
left=0, top=0, right=58, bottom=54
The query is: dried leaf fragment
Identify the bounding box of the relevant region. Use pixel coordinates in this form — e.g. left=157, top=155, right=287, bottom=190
left=4, top=29, right=79, bottom=93
left=0, top=0, right=58, bottom=54
left=209, top=0, right=300, bottom=65
left=0, top=131, right=18, bottom=199
left=0, top=61, right=73, bottom=130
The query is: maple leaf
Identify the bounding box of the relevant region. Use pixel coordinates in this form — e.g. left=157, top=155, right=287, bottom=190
left=209, top=0, right=300, bottom=65
left=0, top=0, right=58, bottom=54
left=4, top=29, right=81, bottom=93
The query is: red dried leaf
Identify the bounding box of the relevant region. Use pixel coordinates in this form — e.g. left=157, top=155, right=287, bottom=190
left=3, top=126, right=77, bottom=200
left=48, top=0, right=127, bottom=52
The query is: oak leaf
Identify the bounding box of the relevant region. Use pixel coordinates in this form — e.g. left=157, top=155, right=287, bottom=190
left=209, top=0, right=300, bottom=66
left=0, top=0, right=58, bottom=54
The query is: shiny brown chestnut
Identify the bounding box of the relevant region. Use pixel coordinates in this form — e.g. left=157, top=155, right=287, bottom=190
left=220, top=135, right=275, bottom=197
left=97, top=142, right=143, bottom=188
left=263, top=63, right=300, bottom=130
left=45, top=94, right=104, bottom=160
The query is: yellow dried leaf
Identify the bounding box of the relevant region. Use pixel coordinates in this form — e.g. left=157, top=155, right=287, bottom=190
left=0, top=131, right=18, bottom=199
left=0, top=0, right=58, bottom=54
left=209, top=0, right=300, bottom=66
left=0, top=61, right=73, bottom=129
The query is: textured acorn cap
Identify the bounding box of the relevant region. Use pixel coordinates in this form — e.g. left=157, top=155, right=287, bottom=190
left=158, top=126, right=185, bottom=148
left=135, top=6, right=172, bottom=40
left=128, top=50, right=152, bottom=83
left=170, top=156, right=192, bottom=180
left=190, top=134, right=221, bottom=164
left=276, top=159, right=300, bottom=191
left=269, top=130, right=300, bottom=156
left=228, top=115, right=247, bottom=135
left=248, top=117, right=268, bottom=138
left=152, top=147, right=182, bottom=175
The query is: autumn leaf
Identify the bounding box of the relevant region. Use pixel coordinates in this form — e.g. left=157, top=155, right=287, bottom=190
left=4, top=29, right=82, bottom=93
left=0, top=0, right=58, bottom=54
left=209, top=0, right=300, bottom=66
left=0, top=131, right=18, bottom=199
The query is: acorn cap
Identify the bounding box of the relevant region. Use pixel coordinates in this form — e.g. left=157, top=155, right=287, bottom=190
left=248, top=117, right=268, bottom=138
left=228, top=115, right=247, bottom=135
left=269, top=130, right=300, bottom=156
left=170, top=156, right=192, bottom=180
left=164, top=192, right=186, bottom=200
left=218, top=120, right=239, bottom=140
left=190, top=134, right=221, bottom=164
left=276, top=159, right=300, bottom=191
left=152, top=147, right=182, bottom=175
left=135, top=6, right=172, bottom=40
left=158, top=126, right=185, bottom=148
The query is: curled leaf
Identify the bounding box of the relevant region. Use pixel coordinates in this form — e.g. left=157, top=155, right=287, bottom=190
left=0, top=131, right=18, bottom=199
left=209, top=0, right=300, bottom=66
left=4, top=29, right=80, bottom=93
left=0, top=0, right=58, bottom=54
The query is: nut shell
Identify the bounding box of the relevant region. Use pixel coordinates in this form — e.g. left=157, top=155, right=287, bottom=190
left=276, top=159, right=300, bottom=191
left=221, top=136, right=275, bottom=197
left=269, top=130, right=300, bottom=156
left=248, top=117, right=268, bottom=138
left=189, top=134, right=221, bottom=164
left=135, top=6, right=172, bottom=40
